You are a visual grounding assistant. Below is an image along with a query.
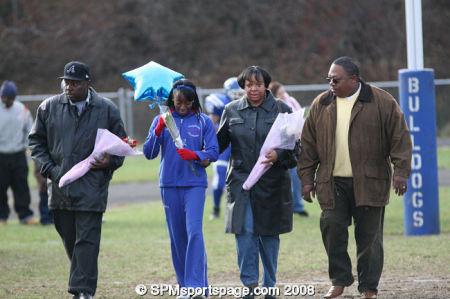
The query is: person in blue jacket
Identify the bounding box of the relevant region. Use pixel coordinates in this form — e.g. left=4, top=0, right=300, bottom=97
left=143, top=79, right=219, bottom=298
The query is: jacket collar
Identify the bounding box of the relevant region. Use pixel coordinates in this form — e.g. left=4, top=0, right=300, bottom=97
left=237, top=89, right=276, bottom=112
left=319, top=80, right=373, bottom=105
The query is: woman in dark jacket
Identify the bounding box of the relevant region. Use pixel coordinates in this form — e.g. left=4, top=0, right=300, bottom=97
left=217, top=66, right=294, bottom=299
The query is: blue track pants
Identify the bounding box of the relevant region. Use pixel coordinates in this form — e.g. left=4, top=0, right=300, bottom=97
left=161, top=187, right=208, bottom=288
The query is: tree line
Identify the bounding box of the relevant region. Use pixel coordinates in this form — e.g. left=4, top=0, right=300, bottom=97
left=1, top=0, right=449, bottom=138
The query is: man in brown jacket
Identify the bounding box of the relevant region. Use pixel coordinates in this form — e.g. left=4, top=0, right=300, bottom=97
left=298, top=57, right=412, bottom=299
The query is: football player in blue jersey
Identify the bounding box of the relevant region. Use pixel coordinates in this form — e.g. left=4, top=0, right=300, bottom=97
left=205, top=77, right=244, bottom=219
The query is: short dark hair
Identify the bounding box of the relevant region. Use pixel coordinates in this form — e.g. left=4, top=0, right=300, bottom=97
left=237, top=66, right=271, bottom=89
left=167, top=79, right=202, bottom=113
left=332, top=56, right=360, bottom=79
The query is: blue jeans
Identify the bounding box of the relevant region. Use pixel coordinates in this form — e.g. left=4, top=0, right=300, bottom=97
left=235, top=199, right=280, bottom=287
left=289, top=167, right=304, bottom=213
left=161, top=187, right=208, bottom=288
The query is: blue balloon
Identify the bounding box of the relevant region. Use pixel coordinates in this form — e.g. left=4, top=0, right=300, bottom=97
left=122, top=61, right=184, bottom=107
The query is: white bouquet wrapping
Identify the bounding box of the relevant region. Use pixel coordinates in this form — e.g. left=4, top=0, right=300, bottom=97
left=243, top=109, right=305, bottom=190
left=159, top=105, right=197, bottom=176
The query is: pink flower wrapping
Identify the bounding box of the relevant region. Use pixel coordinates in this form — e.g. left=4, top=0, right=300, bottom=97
left=58, top=129, right=142, bottom=187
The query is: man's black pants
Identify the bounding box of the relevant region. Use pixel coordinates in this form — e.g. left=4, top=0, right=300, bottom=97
left=0, top=151, right=33, bottom=221
left=320, top=177, right=384, bottom=294
left=53, top=210, right=103, bottom=296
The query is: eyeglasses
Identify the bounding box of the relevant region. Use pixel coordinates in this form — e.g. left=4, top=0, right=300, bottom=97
left=325, top=77, right=340, bottom=84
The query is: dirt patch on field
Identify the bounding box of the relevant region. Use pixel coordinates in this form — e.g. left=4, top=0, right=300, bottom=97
left=204, top=272, right=449, bottom=299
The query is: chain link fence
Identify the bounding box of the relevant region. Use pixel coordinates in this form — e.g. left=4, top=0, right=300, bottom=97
left=17, top=79, right=450, bottom=141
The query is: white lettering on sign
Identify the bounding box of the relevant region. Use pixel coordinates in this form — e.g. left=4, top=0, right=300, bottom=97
left=411, top=168, right=423, bottom=189
left=412, top=192, right=423, bottom=208
left=412, top=153, right=422, bottom=170
left=408, top=115, right=420, bottom=132
left=407, top=75, right=423, bottom=228
left=413, top=211, right=424, bottom=227
left=410, top=134, right=421, bottom=151
left=408, top=77, right=419, bottom=93
left=408, top=95, right=420, bottom=112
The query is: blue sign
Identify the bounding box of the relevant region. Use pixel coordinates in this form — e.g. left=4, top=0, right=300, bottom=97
left=399, top=69, right=440, bottom=235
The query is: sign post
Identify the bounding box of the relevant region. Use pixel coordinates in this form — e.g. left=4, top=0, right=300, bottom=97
left=399, top=70, right=440, bottom=235
left=400, top=0, right=439, bottom=235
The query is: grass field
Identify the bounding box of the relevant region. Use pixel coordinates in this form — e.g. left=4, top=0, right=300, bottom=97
left=1, top=187, right=449, bottom=298
left=438, top=146, right=450, bottom=169
left=11, top=146, right=450, bottom=297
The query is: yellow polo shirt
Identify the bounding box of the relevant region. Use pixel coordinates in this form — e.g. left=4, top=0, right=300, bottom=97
left=333, top=84, right=361, bottom=177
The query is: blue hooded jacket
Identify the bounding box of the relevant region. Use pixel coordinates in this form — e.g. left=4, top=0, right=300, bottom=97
left=143, top=110, right=219, bottom=187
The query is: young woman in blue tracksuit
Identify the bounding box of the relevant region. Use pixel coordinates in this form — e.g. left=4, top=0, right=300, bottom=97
left=143, top=79, right=219, bottom=294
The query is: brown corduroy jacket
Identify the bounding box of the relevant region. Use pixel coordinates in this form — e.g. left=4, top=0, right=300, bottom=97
left=298, top=81, right=412, bottom=210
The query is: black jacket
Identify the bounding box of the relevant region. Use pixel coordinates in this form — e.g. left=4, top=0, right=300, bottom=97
left=217, top=91, right=293, bottom=235
left=29, top=88, right=126, bottom=212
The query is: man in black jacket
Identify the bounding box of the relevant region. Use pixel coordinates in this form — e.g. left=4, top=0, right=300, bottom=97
left=29, top=61, right=126, bottom=299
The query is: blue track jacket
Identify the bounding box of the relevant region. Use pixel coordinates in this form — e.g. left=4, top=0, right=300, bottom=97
left=143, top=110, right=219, bottom=187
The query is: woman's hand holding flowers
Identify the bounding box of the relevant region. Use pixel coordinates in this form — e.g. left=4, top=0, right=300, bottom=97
left=155, top=117, right=166, bottom=136
left=177, top=148, right=199, bottom=161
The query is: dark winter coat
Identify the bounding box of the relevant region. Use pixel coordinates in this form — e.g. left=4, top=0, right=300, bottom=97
left=217, top=91, right=294, bottom=235
left=29, top=88, right=126, bottom=212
